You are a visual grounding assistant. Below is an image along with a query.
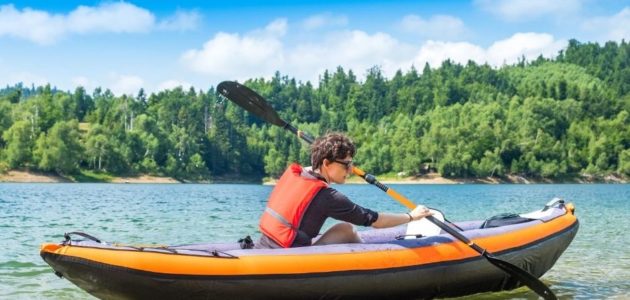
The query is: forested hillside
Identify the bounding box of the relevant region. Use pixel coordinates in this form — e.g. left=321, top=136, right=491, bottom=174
left=0, top=39, right=628, bottom=181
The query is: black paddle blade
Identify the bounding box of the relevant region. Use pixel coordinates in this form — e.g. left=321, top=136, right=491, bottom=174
left=427, top=216, right=556, bottom=299
left=217, top=81, right=286, bottom=127
left=485, top=254, right=557, bottom=300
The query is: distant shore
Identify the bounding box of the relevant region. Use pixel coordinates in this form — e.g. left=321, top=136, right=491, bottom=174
left=0, top=170, right=626, bottom=184
left=264, top=172, right=627, bottom=185
left=0, top=170, right=179, bottom=184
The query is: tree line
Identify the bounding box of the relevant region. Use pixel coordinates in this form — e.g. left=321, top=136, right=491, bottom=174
left=0, top=39, right=628, bottom=181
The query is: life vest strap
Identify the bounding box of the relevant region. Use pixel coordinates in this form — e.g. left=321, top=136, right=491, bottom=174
left=264, top=207, right=296, bottom=230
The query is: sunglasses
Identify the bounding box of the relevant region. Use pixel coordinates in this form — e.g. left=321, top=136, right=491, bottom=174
left=334, top=160, right=353, bottom=169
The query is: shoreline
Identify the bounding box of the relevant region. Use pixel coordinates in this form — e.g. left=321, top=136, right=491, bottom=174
left=260, top=172, right=627, bottom=185
left=0, top=170, right=180, bottom=184
left=0, top=170, right=626, bottom=184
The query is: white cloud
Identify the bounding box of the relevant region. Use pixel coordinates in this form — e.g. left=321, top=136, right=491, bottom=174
left=181, top=18, right=416, bottom=84
left=8, top=71, right=49, bottom=87
left=182, top=19, right=568, bottom=85
left=302, top=13, right=348, bottom=30
left=157, top=79, right=193, bottom=92
left=582, top=7, right=630, bottom=42
left=109, top=74, right=144, bottom=96
left=157, top=10, right=201, bottom=31
left=256, top=18, right=288, bottom=37
left=414, top=41, right=486, bottom=67
left=413, top=33, right=566, bottom=68
left=398, top=15, right=467, bottom=40
left=66, top=2, right=154, bottom=34
left=71, top=76, right=92, bottom=88
left=0, top=4, right=66, bottom=45
left=289, top=30, right=415, bottom=82
left=475, top=0, right=583, bottom=21
left=0, top=2, right=198, bottom=45
left=487, top=33, right=566, bottom=65
left=180, top=19, right=286, bottom=81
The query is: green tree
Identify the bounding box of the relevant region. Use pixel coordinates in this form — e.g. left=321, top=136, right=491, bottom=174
left=618, top=149, right=630, bottom=176
left=0, top=100, right=13, bottom=141
left=84, top=124, right=113, bottom=171
left=2, top=120, right=37, bottom=168
left=33, top=120, right=83, bottom=173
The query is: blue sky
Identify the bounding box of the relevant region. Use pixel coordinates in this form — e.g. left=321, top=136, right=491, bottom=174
left=1, top=0, right=628, bottom=95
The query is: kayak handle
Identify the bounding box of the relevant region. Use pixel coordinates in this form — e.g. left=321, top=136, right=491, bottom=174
left=63, top=232, right=102, bottom=245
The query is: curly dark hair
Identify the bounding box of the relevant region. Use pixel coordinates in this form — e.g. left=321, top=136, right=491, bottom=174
left=310, top=132, right=356, bottom=169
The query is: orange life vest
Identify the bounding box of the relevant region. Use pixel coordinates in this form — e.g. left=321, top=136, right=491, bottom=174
left=259, top=163, right=328, bottom=248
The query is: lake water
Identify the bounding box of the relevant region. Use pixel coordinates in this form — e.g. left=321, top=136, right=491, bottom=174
left=1, top=183, right=628, bottom=299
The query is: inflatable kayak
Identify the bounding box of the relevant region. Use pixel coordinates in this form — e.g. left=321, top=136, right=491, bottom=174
left=41, top=199, right=578, bottom=299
